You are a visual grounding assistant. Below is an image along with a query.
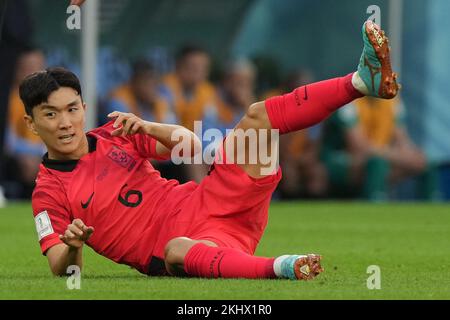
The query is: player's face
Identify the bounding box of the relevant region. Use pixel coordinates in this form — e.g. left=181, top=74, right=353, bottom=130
left=24, top=87, right=89, bottom=160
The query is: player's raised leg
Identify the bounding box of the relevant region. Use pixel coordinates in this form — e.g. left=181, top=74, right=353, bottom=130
left=224, top=20, right=399, bottom=179
left=164, top=237, right=323, bottom=280
left=163, top=21, right=398, bottom=281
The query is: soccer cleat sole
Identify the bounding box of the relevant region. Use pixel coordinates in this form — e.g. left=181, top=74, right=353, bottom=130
left=364, top=20, right=400, bottom=99
left=293, top=254, right=324, bottom=280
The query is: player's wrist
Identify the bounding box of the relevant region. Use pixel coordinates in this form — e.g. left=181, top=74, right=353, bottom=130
left=67, top=242, right=83, bottom=250
left=62, top=238, right=85, bottom=250
left=143, top=121, right=159, bottom=136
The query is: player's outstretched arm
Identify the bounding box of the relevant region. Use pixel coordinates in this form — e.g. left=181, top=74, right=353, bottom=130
left=46, top=219, right=94, bottom=276
left=107, top=111, right=202, bottom=159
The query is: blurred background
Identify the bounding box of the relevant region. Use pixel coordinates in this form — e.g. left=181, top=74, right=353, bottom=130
left=1, top=0, right=449, bottom=203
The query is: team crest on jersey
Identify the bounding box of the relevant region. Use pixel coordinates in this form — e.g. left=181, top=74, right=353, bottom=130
left=107, top=146, right=136, bottom=171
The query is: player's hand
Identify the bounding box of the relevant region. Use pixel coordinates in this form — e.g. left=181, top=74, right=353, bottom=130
left=107, top=111, right=150, bottom=137
left=59, top=219, right=94, bottom=248
left=70, top=0, right=86, bottom=6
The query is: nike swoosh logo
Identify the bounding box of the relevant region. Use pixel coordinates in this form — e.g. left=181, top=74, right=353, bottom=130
left=81, top=192, right=94, bottom=209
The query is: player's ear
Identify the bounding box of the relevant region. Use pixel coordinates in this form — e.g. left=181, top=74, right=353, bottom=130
left=82, top=102, right=87, bottom=110
left=23, top=114, right=39, bottom=136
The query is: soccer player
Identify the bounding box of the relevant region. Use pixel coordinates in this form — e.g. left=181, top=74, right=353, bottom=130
left=21, top=21, right=398, bottom=280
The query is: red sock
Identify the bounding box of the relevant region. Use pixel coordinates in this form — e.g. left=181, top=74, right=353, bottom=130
left=184, top=243, right=276, bottom=279
left=265, top=73, right=363, bottom=134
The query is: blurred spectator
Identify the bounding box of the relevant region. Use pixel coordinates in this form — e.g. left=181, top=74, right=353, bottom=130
left=213, top=58, right=257, bottom=136
left=105, top=59, right=176, bottom=124
left=195, top=58, right=258, bottom=169
left=160, top=45, right=218, bottom=183
left=161, top=45, right=217, bottom=131
left=0, top=0, right=34, bottom=205
left=263, top=70, right=327, bottom=199
left=5, top=48, right=46, bottom=199
left=321, top=96, right=439, bottom=201
left=104, top=58, right=186, bottom=181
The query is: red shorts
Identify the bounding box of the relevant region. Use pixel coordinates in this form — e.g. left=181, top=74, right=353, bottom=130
left=155, top=145, right=282, bottom=257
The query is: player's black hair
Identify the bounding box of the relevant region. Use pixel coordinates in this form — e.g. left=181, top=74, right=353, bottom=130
left=175, top=44, right=209, bottom=64
left=19, top=67, right=83, bottom=116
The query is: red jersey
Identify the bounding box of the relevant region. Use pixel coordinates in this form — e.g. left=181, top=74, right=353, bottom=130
left=32, top=121, right=196, bottom=274
left=32, top=121, right=282, bottom=276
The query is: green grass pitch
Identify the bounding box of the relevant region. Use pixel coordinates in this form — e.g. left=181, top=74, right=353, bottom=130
left=1, top=202, right=449, bottom=300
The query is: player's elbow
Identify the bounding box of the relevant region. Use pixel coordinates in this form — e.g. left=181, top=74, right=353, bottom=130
left=51, top=268, right=67, bottom=277
left=48, top=262, right=68, bottom=277
left=46, top=245, right=83, bottom=277
left=49, top=263, right=82, bottom=277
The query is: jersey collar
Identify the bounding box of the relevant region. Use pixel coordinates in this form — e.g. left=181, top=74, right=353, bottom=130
left=42, top=135, right=97, bottom=172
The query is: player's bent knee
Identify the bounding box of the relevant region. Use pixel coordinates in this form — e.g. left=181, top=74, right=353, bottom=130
left=164, top=237, right=195, bottom=266
left=246, top=102, right=262, bottom=119
left=164, top=237, right=218, bottom=267
left=246, top=102, right=266, bottom=122
left=239, top=102, right=271, bottom=130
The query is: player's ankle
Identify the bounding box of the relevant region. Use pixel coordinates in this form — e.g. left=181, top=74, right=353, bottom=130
left=273, top=255, right=291, bottom=278
left=352, top=71, right=369, bottom=96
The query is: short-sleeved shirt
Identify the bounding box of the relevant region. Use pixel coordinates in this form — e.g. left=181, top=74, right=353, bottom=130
left=32, top=121, right=188, bottom=274
left=160, top=73, right=219, bottom=131
left=322, top=96, right=405, bottom=152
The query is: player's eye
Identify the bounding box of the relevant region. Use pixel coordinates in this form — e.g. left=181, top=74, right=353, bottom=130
left=69, top=107, right=78, bottom=112
left=45, top=112, right=56, bottom=118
